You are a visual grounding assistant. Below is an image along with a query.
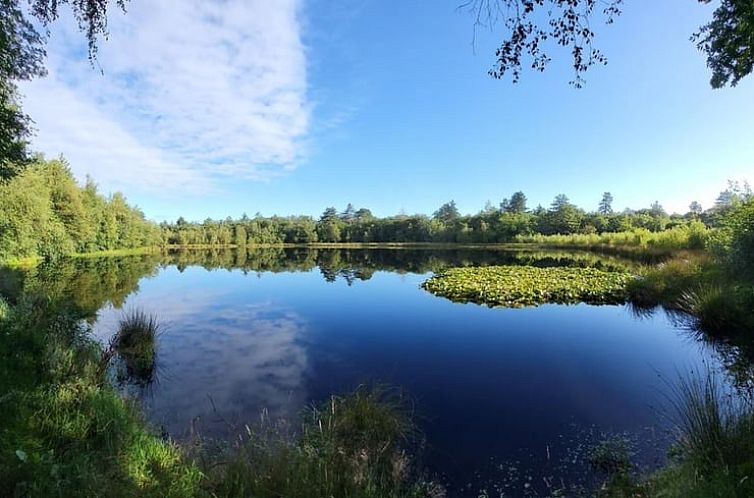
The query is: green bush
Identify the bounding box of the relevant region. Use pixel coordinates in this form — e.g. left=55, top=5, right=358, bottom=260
left=725, top=199, right=754, bottom=278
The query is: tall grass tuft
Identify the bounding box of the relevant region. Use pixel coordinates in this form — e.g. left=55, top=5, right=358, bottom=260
left=674, top=285, right=741, bottom=334
left=210, top=385, right=440, bottom=498
left=627, top=254, right=707, bottom=308
left=668, top=371, right=754, bottom=479
left=670, top=371, right=730, bottom=469
left=112, top=309, right=161, bottom=384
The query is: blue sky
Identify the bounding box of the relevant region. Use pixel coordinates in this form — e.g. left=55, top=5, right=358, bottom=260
left=21, top=0, right=754, bottom=221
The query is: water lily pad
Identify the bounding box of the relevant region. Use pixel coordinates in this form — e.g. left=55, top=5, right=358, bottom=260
left=421, top=266, right=632, bottom=308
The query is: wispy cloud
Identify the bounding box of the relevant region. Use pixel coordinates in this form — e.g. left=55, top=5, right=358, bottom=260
left=20, top=0, right=310, bottom=193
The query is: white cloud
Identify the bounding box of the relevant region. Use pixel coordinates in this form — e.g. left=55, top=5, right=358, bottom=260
left=20, top=0, right=310, bottom=193
left=94, top=286, right=311, bottom=435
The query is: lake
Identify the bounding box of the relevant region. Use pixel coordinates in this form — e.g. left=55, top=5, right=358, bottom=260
left=3, top=248, right=730, bottom=495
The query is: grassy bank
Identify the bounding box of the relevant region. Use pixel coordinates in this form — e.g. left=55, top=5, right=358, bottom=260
left=3, top=238, right=681, bottom=273
left=598, top=372, right=754, bottom=498
left=0, top=300, right=436, bottom=498
left=514, top=224, right=711, bottom=251
left=72, top=247, right=164, bottom=259
left=0, top=300, right=202, bottom=497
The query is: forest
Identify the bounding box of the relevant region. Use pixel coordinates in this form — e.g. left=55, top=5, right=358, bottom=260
left=1, top=156, right=751, bottom=263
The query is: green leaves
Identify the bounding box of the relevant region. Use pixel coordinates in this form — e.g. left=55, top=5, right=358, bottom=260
left=421, top=265, right=632, bottom=308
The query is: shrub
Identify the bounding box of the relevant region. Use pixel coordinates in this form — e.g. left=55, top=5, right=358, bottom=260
left=725, top=199, right=754, bottom=278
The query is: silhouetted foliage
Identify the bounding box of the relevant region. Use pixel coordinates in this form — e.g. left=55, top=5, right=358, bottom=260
left=463, top=0, right=622, bottom=87
left=0, top=0, right=128, bottom=174
left=466, top=0, right=754, bottom=88
left=694, top=0, right=754, bottom=88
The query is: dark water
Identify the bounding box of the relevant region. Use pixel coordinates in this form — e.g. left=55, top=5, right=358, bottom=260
left=2, top=248, right=732, bottom=494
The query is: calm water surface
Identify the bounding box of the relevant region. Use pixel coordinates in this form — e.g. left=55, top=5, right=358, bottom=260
left=70, top=249, right=725, bottom=493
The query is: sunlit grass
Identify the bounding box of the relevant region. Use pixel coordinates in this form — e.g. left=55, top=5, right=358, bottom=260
left=0, top=300, right=202, bottom=498
left=515, top=225, right=712, bottom=251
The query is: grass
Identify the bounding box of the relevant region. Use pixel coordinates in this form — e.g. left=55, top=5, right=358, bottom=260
left=422, top=265, right=633, bottom=307
left=0, top=300, right=203, bottom=498
left=674, top=285, right=744, bottom=334
left=207, top=386, right=437, bottom=498
left=515, top=225, right=712, bottom=251
left=599, top=371, right=754, bottom=498
left=625, top=253, right=754, bottom=336
left=2, top=256, right=42, bottom=268
left=0, top=299, right=439, bottom=498
left=109, top=309, right=161, bottom=384
left=73, top=247, right=163, bottom=259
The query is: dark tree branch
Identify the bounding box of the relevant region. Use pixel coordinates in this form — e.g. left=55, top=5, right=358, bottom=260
left=462, top=0, right=623, bottom=87
left=693, top=0, right=754, bottom=88
left=29, top=0, right=129, bottom=62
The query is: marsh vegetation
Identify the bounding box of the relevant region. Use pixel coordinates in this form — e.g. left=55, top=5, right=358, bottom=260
left=421, top=266, right=632, bottom=307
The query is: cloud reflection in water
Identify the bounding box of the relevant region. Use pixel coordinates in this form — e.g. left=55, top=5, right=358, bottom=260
left=97, top=287, right=310, bottom=438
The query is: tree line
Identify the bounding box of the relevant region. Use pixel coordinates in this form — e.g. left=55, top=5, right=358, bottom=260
left=162, top=186, right=750, bottom=248
left=1, top=157, right=749, bottom=262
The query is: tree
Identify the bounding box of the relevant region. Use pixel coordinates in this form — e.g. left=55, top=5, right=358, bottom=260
left=550, top=194, right=571, bottom=211
left=598, top=192, right=614, bottom=215
left=340, top=203, right=356, bottom=222
left=465, top=0, right=754, bottom=88
left=480, top=200, right=497, bottom=215
left=650, top=201, right=666, bottom=217
left=725, top=198, right=754, bottom=278
left=433, top=201, right=460, bottom=224
left=233, top=224, right=247, bottom=246
left=1, top=0, right=128, bottom=175
left=694, top=0, right=754, bottom=88
left=507, top=191, right=527, bottom=213
left=715, top=180, right=753, bottom=209
left=28, top=0, right=129, bottom=59
left=0, top=0, right=45, bottom=177
left=543, top=194, right=583, bottom=234
left=688, top=201, right=703, bottom=217
left=464, top=0, right=621, bottom=87
left=354, top=208, right=374, bottom=221
left=317, top=207, right=342, bottom=243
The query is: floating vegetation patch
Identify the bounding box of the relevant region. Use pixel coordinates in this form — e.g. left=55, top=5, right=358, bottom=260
left=421, top=266, right=633, bottom=308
